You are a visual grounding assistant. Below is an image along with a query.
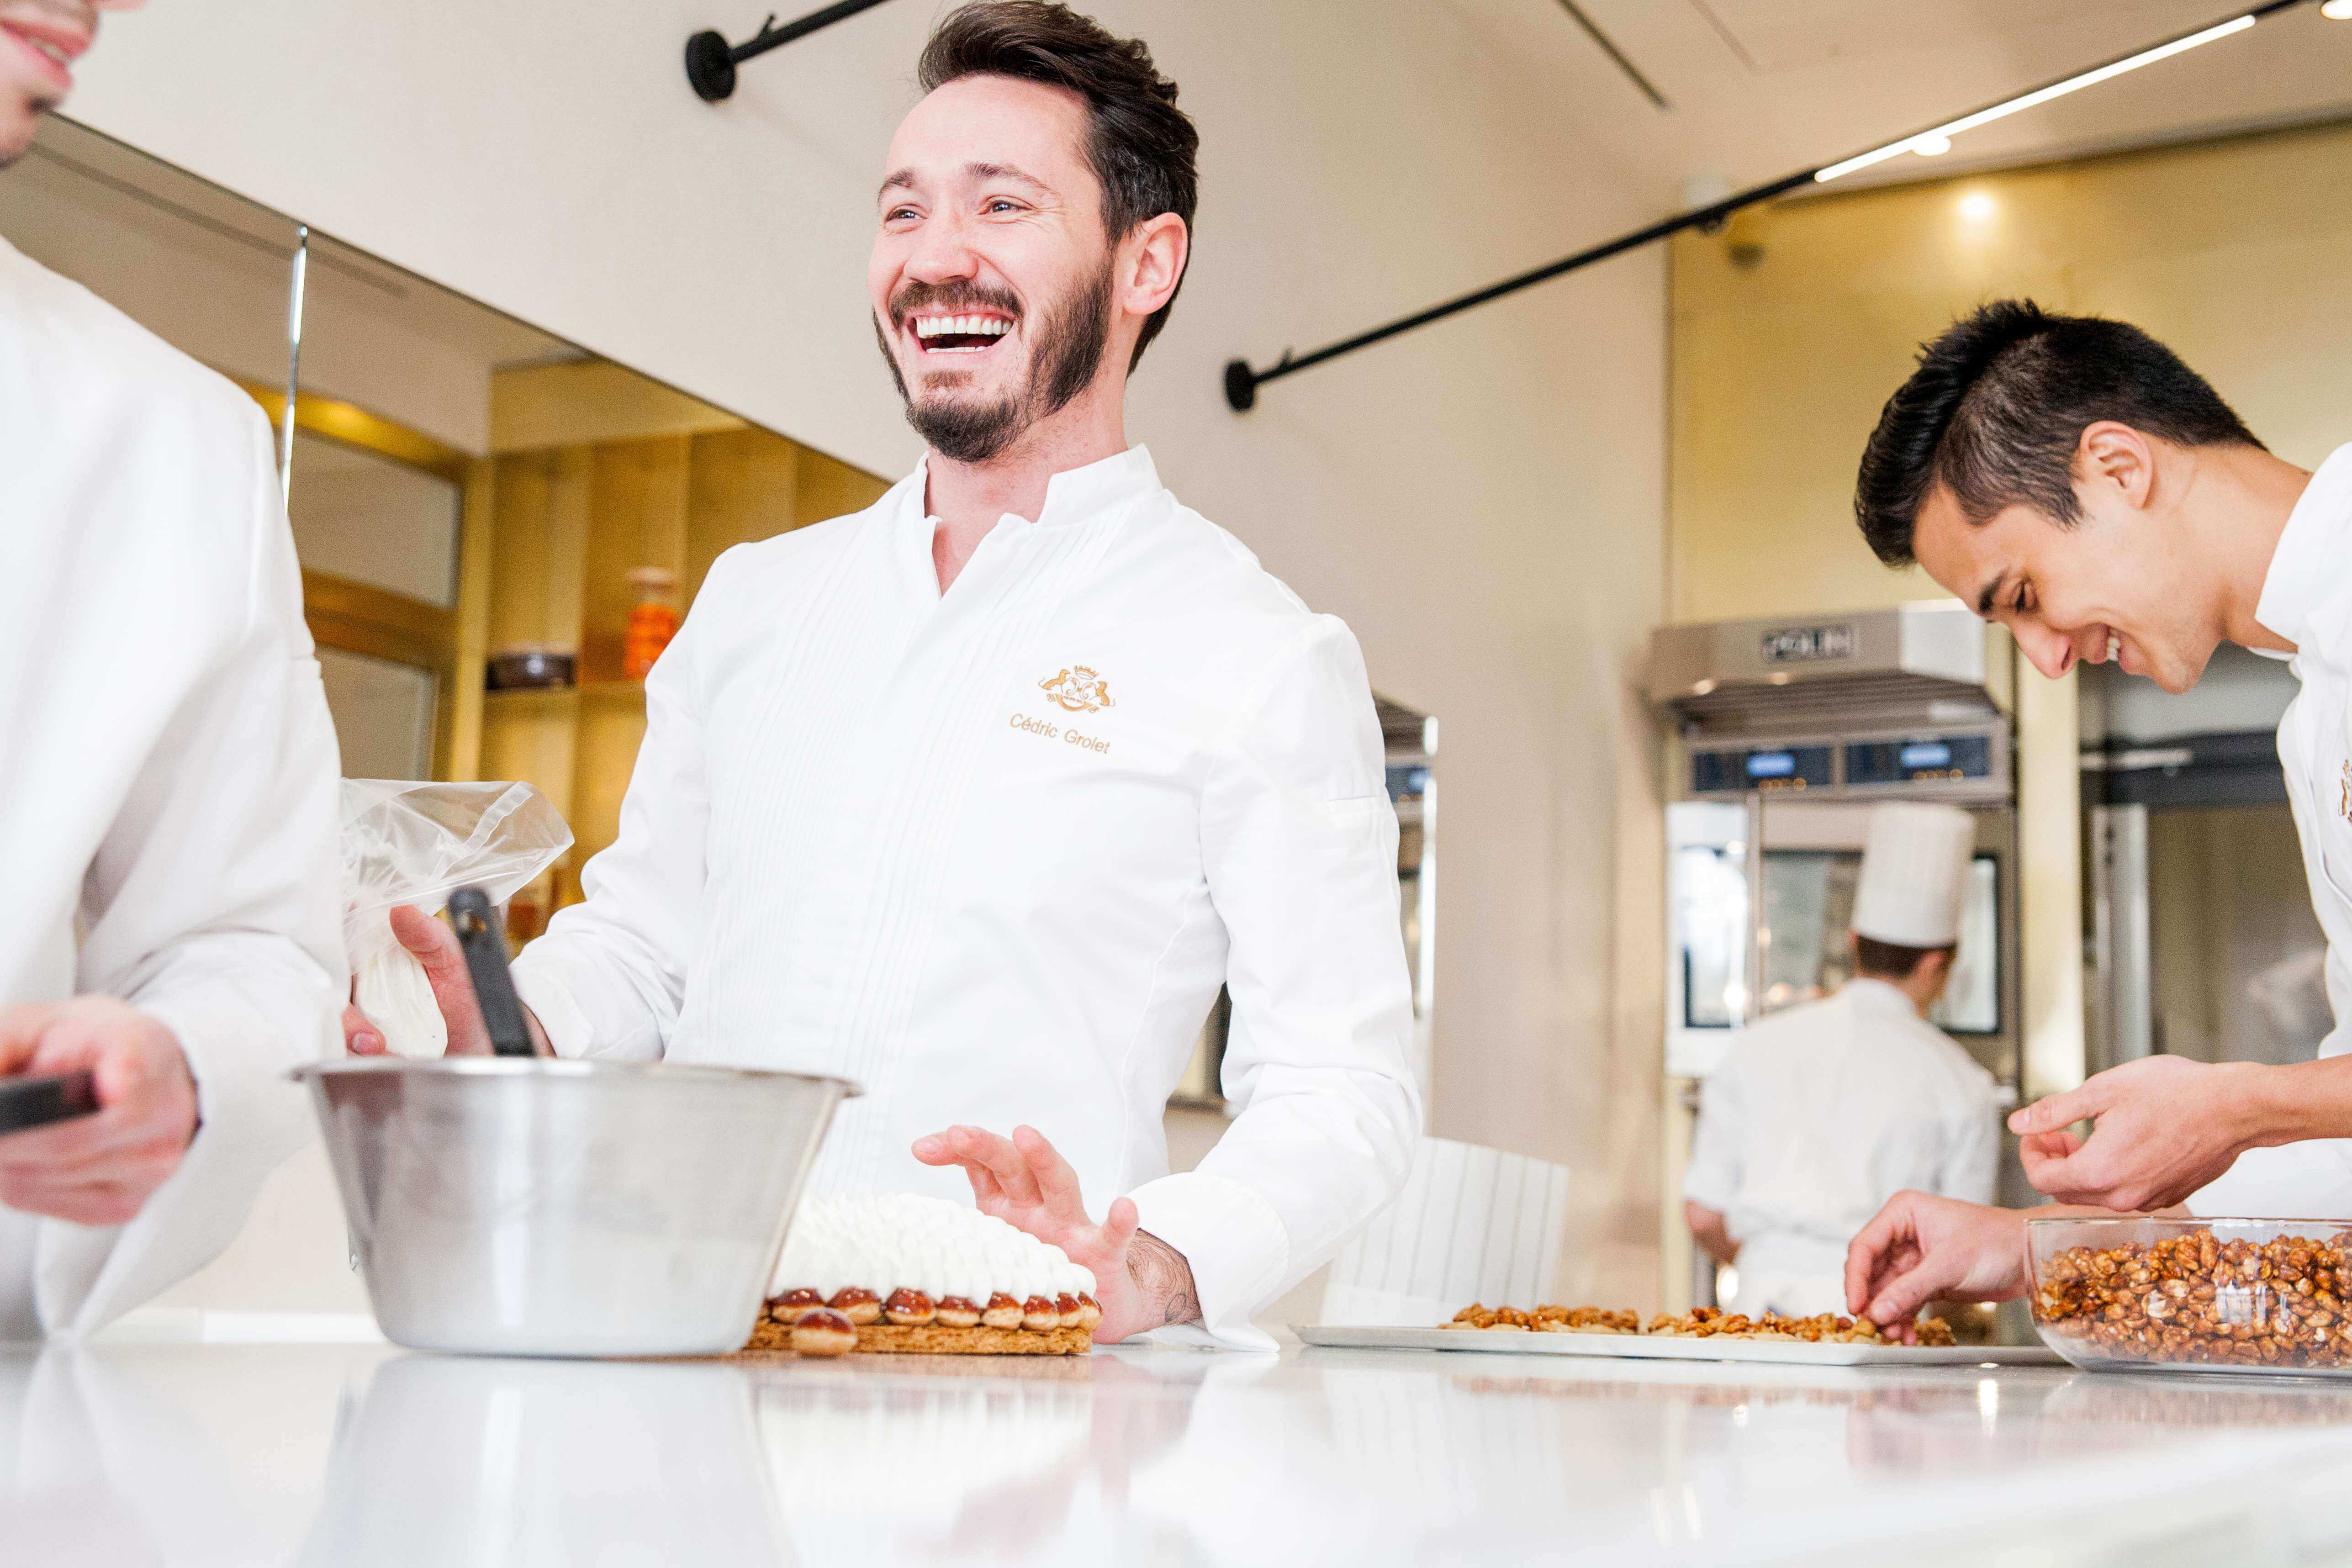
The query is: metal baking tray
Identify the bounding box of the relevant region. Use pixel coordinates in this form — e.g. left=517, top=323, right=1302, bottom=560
left=1296, top=1324, right=2066, bottom=1366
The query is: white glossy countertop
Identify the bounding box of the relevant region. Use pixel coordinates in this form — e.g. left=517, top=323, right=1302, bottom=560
left=12, top=1337, right=2352, bottom=1566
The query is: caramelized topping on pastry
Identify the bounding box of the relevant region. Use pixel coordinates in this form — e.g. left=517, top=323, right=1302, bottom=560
left=883, top=1288, right=937, bottom=1326
left=792, top=1308, right=858, bottom=1357
left=828, top=1287, right=882, bottom=1325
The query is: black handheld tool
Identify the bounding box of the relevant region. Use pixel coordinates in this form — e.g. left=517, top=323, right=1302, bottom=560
left=0, top=1070, right=100, bottom=1135
left=447, top=886, right=538, bottom=1058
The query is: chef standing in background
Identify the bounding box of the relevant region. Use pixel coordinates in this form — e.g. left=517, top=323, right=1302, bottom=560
left=0, top=0, right=344, bottom=1337
left=1683, top=802, right=1998, bottom=1317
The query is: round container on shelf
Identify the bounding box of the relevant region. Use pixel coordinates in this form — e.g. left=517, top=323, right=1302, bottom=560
left=486, top=645, right=576, bottom=692
left=2028, top=1216, right=2352, bottom=1378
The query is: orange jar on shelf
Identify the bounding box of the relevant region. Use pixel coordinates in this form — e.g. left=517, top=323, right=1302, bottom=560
left=622, top=565, right=680, bottom=681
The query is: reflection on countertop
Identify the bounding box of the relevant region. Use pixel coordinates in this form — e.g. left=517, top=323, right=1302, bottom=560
left=11, top=1340, right=2352, bottom=1565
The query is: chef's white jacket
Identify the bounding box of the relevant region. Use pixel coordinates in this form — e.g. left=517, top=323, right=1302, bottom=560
left=0, top=236, right=344, bottom=1338
left=513, top=446, right=1421, bottom=1346
left=2189, top=443, right=2352, bottom=1218
left=1683, top=979, right=1999, bottom=1315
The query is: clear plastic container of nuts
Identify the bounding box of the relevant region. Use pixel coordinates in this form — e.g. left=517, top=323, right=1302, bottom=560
left=2029, top=1217, right=2352, bottom=1377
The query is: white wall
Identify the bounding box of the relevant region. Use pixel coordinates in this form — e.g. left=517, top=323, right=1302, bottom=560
left=71, top=0, right=1670, bottom=1309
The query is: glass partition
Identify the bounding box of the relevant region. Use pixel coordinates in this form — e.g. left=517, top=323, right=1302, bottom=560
left=0, top=116, right=297, bottom=389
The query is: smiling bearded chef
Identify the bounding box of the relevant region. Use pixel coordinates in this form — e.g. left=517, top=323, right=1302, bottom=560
left=354, top=1, right=1420, bottom=1349
left=1841, top=302, right=2352, bottom=1330
left=0, top=0, right=344, bottom=1338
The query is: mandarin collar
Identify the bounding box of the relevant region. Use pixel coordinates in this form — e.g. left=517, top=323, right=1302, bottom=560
left=908, top=445, right=1162, bottom=533
left=2255, top=444, right=2352, bottom=655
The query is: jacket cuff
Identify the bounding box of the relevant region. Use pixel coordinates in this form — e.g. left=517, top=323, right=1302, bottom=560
left=1125, top=1171, right=1288, bottom=1352
left=511, top=960, right=593, bottom=1059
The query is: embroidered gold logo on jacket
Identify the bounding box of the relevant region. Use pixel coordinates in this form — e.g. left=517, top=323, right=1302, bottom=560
left=1039, top=666, right=1115, bottom=714
left=2341, top=760, right=2351, bottom=824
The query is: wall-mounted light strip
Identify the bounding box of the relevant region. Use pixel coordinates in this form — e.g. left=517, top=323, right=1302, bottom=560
left=1814, top=12, right=2264, bottom=182
left=1223, top=0, right=2314, bottom=411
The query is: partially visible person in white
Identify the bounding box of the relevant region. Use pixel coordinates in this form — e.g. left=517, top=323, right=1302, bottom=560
left=0, top=0, right=344, bottom=1338
left=349, top=2, right=1419, bottom=1350
left=1683, top=803, right=1999, bottom=1317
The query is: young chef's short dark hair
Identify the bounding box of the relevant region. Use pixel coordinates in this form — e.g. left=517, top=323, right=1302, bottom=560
left=919, top=2, right=1199, bottom=371
left=1854, top=935, right=1954, bottom=983
left=1853, top=301, right=2265, bottom=566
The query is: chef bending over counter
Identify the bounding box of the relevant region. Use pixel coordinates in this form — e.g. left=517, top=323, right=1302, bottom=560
left=1843, top=302, right=2352, bottom=1328
left=0, top=0, right=345, bottom=1341
left=351, top=1, right=1422, bottom=1350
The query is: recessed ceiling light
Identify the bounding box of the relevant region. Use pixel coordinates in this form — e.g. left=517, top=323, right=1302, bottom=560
left=1912, top=134, right=1954, bottom=157
left=2322, top=0, right=2352, bottom=19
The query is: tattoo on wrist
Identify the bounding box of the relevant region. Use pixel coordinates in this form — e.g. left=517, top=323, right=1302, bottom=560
left=1128, top=1228, right=1200, bottom=1326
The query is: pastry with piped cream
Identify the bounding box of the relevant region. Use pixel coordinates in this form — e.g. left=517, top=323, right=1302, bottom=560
left=743, top=1193, right=1099, bottom=1356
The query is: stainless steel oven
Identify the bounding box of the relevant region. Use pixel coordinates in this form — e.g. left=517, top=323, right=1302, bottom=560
left=1647, top=603, right=2022, bottom=1309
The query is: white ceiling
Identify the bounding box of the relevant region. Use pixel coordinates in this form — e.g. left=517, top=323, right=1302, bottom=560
left=1436, top=0, right=2352, bottom=210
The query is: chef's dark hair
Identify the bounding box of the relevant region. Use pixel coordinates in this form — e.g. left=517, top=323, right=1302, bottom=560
left=918, top=1, right=1198, bottom=371
left=1854, top=935, right=1954, bottom=983
left=1854, top=301, right=2264, bottom=566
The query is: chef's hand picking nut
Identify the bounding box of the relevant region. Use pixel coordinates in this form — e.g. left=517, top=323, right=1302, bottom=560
left=0, top=998, right=198, bottom=1227
left=1845, top=1189, right=2035, bottom=1335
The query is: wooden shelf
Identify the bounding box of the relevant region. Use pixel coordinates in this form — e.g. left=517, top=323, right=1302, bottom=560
left=483, top=680, right=647, bottom=705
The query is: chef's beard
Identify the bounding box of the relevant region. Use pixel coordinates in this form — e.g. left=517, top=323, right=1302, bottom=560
left=876, top=258, right=1115, bottom=465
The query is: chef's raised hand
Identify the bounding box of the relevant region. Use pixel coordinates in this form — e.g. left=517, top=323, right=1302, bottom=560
left=0, top=998, right=198, bottom=1226
left=344, top=905, right=548, bottom=1056
left=2008, top=1055, right=2249, bottom=1210
left=1844, top=1190, right=2030, bottom=1338
left=912, top=1123, right=1200, bottom=1343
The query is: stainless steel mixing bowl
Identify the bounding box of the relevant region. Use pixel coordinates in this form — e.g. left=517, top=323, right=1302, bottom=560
left=295, top=1057, right=857, bottom=1357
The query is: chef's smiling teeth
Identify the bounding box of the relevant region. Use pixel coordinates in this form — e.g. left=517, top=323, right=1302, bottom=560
left=912, top=315, right=1013, bottom=353
left=2106, top=632, right=2122, bottom=664
left=3, top=22, right=80, bottom=70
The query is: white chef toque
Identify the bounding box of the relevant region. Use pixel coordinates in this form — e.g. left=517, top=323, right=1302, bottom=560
left=1850, top=801, right=1975, bottom=948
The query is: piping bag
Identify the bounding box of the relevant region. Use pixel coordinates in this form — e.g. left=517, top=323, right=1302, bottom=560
left=341, top=780, right=570, bottom=1056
